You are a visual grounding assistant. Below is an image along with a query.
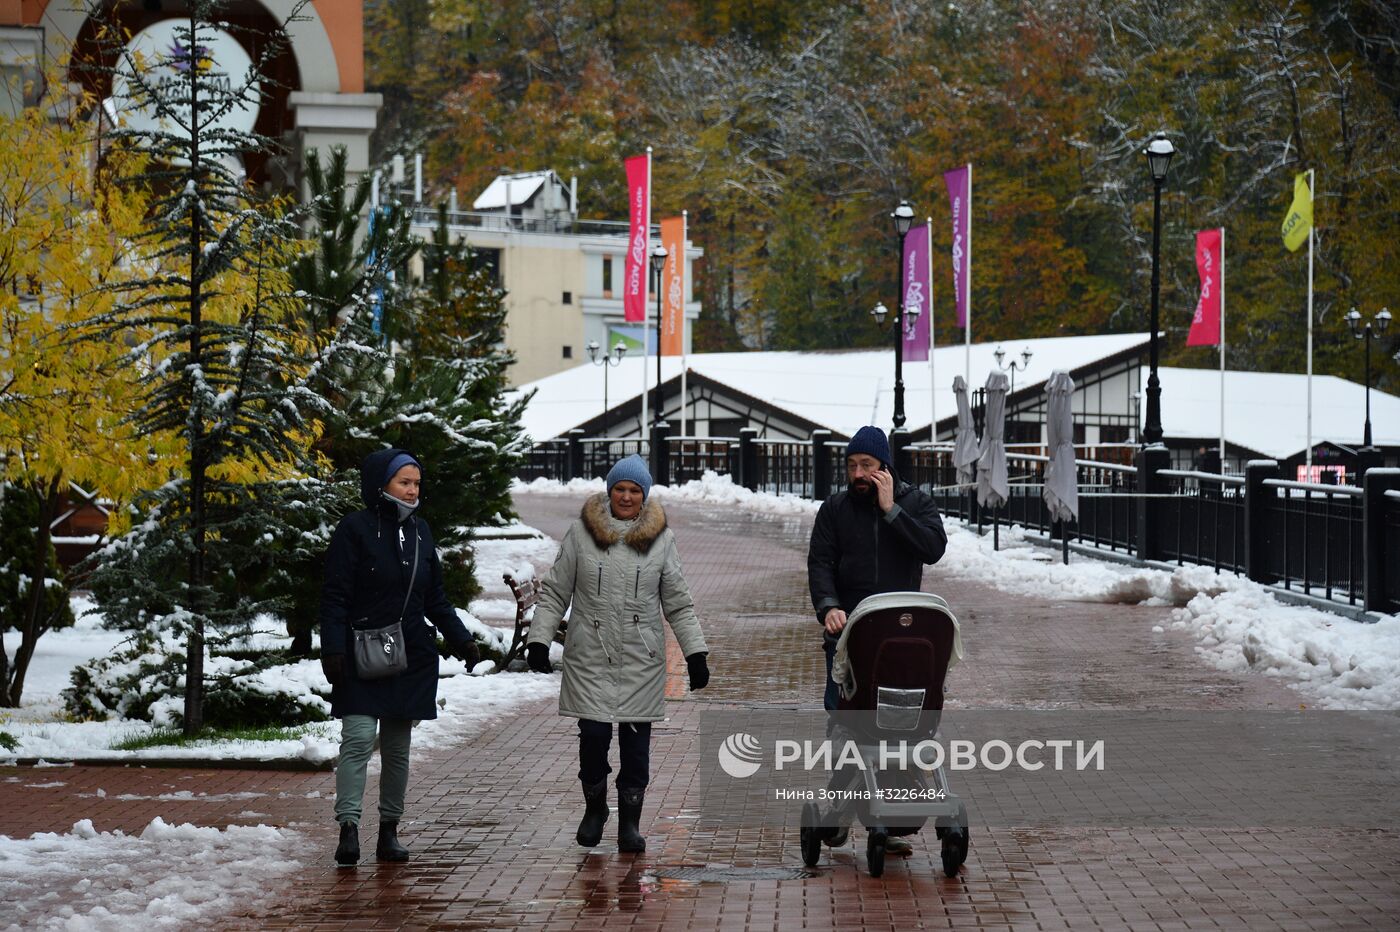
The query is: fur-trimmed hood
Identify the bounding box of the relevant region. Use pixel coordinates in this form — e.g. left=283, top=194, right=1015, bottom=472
left=581, top=492, right=667, bottom=553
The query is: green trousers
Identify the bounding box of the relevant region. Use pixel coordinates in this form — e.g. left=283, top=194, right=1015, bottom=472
left=334, top=715, right=413, bottom=826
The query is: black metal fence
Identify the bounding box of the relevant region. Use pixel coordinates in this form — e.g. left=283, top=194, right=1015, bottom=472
left=524, top=428, right=1400, bottom=614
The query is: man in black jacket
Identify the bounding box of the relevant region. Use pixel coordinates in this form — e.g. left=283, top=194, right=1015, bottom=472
left=807, top=426, right=948, bottom=712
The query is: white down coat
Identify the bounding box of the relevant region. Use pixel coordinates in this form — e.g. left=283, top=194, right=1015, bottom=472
left=528, top=493, right=707, bottom=722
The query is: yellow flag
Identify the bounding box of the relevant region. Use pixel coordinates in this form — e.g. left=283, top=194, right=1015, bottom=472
left=1281, top=171, right=1312, bottom=252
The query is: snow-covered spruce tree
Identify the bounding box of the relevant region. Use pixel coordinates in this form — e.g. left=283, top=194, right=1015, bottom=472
left=289, top=160, right=528, bottom=611
left=75, top=1, right=327, bottom=734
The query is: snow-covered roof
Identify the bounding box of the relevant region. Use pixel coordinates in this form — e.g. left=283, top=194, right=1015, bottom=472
left=472, top=171, right=562, bottom=210
left=512, top=333, right=1150, bottom=441
left=1150, top=366, right=1400, bottom=458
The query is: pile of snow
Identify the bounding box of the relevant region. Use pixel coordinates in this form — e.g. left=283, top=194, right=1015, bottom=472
left=0, top=818, right=311, bottom=929
left=937, top=522, right=1400, bottom=710
left=513, top=471, right=821, bottom=516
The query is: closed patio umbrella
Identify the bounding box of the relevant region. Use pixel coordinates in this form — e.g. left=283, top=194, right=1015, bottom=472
left=976, top=371, right=1010, bottom=510
left=1042, top=370, right=1078, bottom=523
left=952, top=376, right=980, bottom=488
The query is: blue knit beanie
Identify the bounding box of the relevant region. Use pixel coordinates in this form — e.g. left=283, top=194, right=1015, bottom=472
left=606, top=453, right=654, bottom=501
left=845, top=426, right=892, bottom=466
left=383, top=452, right=422, bottom=487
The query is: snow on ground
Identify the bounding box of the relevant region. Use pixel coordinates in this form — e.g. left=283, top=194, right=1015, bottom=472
left=1, top=527, right=563, bottom=765
left=518, top=473, right=1400, bottom=710
left=0, top=818, right=312, bottom=931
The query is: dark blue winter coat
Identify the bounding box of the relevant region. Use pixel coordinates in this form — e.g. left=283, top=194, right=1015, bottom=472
left=319, top=448, right=474, bottom=720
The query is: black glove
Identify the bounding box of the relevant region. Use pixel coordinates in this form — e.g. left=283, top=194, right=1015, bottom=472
left=320, top=653, right=344, bottom=686
left=454, top=638, right=482, bottom=669
left=526, top=642, right=553, bottom=674
left=686, top=652, right=710, bottom=691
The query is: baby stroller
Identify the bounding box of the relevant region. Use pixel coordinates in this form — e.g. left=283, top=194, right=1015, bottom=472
left=799, top=591, right=969, bottom=878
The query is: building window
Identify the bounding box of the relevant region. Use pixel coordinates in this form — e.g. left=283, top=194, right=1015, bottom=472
left=562, top=345, right=573, bottom=359
left=562, top=291, right=572, bottom=305
left=709, top=417, right=746, bottom=438
left=602, top=256, right=613, bottom=296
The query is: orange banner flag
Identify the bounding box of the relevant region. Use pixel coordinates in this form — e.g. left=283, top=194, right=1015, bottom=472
left=660, top=215, right=685, bottom=356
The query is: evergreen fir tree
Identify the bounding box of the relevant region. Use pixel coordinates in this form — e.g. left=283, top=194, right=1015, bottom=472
left=77, top=0, right=326, bottom=733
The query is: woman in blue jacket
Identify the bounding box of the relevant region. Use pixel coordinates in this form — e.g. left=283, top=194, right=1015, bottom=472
left=319, top=447, right=480, bottom=867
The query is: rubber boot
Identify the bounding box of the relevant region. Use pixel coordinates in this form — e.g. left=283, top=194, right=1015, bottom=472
left=617, top=788, right=646, bottom=853
left=576, top=779, right=610, bottom=847
left=376, top=821, right=410, bottom=862
left=334, top=821, right=359, bottom=867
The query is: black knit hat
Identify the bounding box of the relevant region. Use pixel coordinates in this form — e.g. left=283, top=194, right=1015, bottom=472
left=845, top=426, right=892, bottom=466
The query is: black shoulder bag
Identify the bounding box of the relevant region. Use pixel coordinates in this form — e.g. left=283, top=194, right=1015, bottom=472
left=352, top=520, right=419, bottom=680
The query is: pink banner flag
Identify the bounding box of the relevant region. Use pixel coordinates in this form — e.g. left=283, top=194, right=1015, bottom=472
left=1187, top=228, right=1223, bottom=347
left=943, top=166, right=970, bottom=328
left=624, top=154, right=649, bottom=323
left=902, top=224, right=932, bottom=362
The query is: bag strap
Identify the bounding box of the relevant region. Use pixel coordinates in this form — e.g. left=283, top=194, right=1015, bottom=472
left=396, top=517, right=420, bottom=625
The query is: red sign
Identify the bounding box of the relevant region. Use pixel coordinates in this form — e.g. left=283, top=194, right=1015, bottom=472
left=1187, top=228, right=1223, bottom=347
left=624, top=154, right=649, bottom=323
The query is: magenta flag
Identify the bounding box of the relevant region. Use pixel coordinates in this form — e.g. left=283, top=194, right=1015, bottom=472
left=1187, top=228, right=1223, bottom=347
left=902, top=225, right=932, bottom=362
left=943, top=165, right=970, bottom=328
left=624, top=153, right=649, bottom=323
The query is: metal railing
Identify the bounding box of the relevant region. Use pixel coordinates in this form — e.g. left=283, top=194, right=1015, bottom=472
left=580, top=438, right=648, bottom=480
left=753, top=439, right=815, bottom=497
left=671, top=437, right=738, bottom=485
left=1157, top=469, right=1247, bottom=575
left=410, top=207, right=657, bottom=240
left=1262, top=478, right=1364, bottom=603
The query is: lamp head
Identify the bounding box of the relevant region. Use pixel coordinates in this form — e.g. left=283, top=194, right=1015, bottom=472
left=1346, top=307, right=1363, bottom=338
left=994, top=345, right=1006, bottom=368
left=1145, top=132, right=1175, bottom=183
left=871, top=302, right=889, bottom=326
left=1377, top=307, right=1391, bottom=334
left=905, top=300, right=921, bottom=321
left=1022, top=346, right=1033, bottom=367
left=892, top=199, right=915, bottom=236
left=613, top=341, right=628, bottom=361
left=649, top=244, right=668, bottom=274
left=586, top=339, right=600, bottom=362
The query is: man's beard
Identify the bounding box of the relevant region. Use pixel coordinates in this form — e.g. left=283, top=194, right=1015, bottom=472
left=849, top=479, right=875, bottom=499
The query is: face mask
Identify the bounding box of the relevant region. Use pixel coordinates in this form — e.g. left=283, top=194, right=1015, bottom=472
left=381, top=490, right=419, bottom=522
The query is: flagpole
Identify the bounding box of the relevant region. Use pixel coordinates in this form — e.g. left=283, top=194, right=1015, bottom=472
left=1305, top=168, right=1314, bottom=476
left=1219, top=227, right=1226, bottom=469
left=924, top=215, right=935, bottom=442
left=641, top=146, right=652, bottom=434
left=680, top=209, right=688, bottom=439
left=965, top=162, right=972, bottom=385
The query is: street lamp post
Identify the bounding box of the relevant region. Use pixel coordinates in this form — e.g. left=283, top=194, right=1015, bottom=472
left=1345, top=306, right=1391, bottom=449
left=872, top=199, right=917, bottom=430
left=650, top=244, right=668, bottom=428
left=993, top=345, right=1033, bottom=396
left=587, top=339, right=627, bottom=437
left=1142, top=132, right=1175, bottom=446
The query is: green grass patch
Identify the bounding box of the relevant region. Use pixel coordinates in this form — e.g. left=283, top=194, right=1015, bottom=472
left=112, top=724, right=311, bottom=750
left=0, top=731, right=17, bottom=752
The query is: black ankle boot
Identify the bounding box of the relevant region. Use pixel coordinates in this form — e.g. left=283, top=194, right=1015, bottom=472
left=376, top=821, right=410, bottom=862
left=617, top=788, right=646, bottom=853
left=576, top=779, right=610, bottom=847
left=335, top=821, right=359, bottom=867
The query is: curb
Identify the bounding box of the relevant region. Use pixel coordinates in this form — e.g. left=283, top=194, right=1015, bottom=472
left=4, top=756, right=335, bottom=772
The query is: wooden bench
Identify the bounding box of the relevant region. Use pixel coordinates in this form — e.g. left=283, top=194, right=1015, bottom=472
left=502, top=572, right=566, bottom=670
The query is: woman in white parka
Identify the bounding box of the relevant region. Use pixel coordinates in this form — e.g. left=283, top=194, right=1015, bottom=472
left=526, top=454, right=709, bottom=853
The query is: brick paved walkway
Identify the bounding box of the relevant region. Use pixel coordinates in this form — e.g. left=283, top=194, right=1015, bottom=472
left=3, top=491, right=1396, bottom=930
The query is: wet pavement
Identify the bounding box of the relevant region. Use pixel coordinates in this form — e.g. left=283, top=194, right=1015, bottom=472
left=3, top=490, right=1396, bottom=930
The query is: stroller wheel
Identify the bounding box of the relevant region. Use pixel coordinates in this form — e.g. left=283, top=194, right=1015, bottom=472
left=866, top=830, right=886, bottom=878
left=799, top=802, right=822, bottom=868
left=940, top=828, right=968, bottom=877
